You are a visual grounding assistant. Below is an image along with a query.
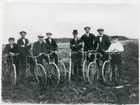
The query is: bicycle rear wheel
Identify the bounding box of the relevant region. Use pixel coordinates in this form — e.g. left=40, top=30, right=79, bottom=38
left=102, top=61, right=112, bottom=83
left=48, top=62, right=60, bottom=84
left=87, top=62, right=98, bottom=85
left=82, top=60, right=88, bottom=81
left=58, top=61, right=66, bottom=82
left=34, top=64, right=47, bottom=84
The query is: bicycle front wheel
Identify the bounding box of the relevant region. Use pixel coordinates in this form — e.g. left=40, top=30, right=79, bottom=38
left=34, top=64, right=47, bottom=84
left=10, top=64, right=17, bottom=85
left=58, top=61, right=67, bottom=82
left=102, top=61, right=112, bottom=83
left=48, top=62, right=60, bottom=84
left=82, top=60, right=88, bottom=81
left=87, top=62, right=98, bottom=85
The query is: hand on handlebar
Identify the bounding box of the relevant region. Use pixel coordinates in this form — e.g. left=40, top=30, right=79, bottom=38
left=9, top=52, right=15, bottom=56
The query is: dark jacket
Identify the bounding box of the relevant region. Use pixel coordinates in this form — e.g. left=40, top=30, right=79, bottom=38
left=95, top=34, right=111, bottom=51
left=80, top=33, right=96, bottom=51
left=70, top=38, right=82, bottom=52
left=33, top=41, right=47, bottom=56
left=17, top=38, right=31, bottom=55
left=45, top=38, right=58, bottom=52
left=3, top=43, right=19, bottom=54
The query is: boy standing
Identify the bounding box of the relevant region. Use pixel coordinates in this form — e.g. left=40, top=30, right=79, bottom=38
left=105, top=36, right=124, bottom=84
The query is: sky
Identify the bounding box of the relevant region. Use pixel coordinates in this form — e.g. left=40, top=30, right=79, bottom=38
left=2, top=2, right=140, bottom=44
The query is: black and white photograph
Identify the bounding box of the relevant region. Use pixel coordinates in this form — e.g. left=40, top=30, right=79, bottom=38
left=1, top=1, right=139, bottom=104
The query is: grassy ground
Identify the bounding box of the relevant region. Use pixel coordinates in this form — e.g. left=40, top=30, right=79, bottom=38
left=2, top=40, right=139, bottom=104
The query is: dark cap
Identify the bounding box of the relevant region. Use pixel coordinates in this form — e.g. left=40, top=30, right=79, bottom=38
left=84, top=26, right=91, bottom=30
left=38, top=35, right=44, bottom=38
left=97, top=28, right=104, bottom=32
left=19, top=31, right=26, bottom=34
left=72, top=30, right=78, bottom=34
left=8, top=37, right=15, bottom=41
left=46, top=32, right=52, bottom=35
left=112, top=36, right=118, bottom=39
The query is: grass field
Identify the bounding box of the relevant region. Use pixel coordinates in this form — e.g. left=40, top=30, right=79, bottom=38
left=2, top=39, right=139, bottom=104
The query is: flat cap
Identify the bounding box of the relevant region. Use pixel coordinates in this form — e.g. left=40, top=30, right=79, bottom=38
left=38, top=35, right=44, bottom=38
left=72, top=30, right=78, bottom=34
left=46, top=32, right=52, bottom=35
left=8, top=37, right=15, bottom=41
left=112, top=36, right=118, bottom=39
left=84, top=26, right=91, bottom=30
left=97, top=28, right=104, bottom=31
left=19, top=31, right=26, bottom=34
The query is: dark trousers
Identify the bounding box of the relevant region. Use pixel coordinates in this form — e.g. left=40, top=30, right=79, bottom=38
left=37, top=54, right=49, bottom=65
left=7, top=55, right=20, bottom=78
left=71, top=52, right=82, bottom=76
left=50, top=53, right=58, bottom=65
left=19, top=54, right=34, bottom=78
left=111, top=54, right=122, bottom=81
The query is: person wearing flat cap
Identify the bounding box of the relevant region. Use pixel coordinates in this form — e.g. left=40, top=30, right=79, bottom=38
left=105, top=35, right=124, bottom=85
left=80, top=26, right=96, bottom=62
left=33, top=35, right=48, bottom=65
left=70, top=30, right=82, bottom=77
left=17, top=31, right=32, bottom=78
left=45, top=32, right=58, bottom=65
left=95, top=28, right=111, bottom=61
left=3, top=37, right=20, bottom=78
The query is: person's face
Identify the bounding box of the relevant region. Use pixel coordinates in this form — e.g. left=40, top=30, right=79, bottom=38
left=9, top=40, right=14, bottom=44
left=20, top=33, right=26, bottom=38
left=47, top=34, right=51, bottom=39
left=98, top=31, right=104, bottom=35
left=112, top=38, right=118, bottom=43
left=85, top=28, right=90, bottom=33
left=73, top=33, right=78, bottom=38
left=38, top=37, right=44, bottom=41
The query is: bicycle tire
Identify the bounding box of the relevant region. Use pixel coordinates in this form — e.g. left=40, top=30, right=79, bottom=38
left=58, top=61, right=67, bottom=81
left=34, top=64, right=47, bottom=84
left=102, top=61, right=112, bottom=83
left=48, top=62, right=60, bottom=84
left=68, top=59, right=72, bottom=82
left=11, top=64, right=17, bottom=85
left=87, top=62, right=98, bottom=85
left=82, top=60, right=88, bottom=81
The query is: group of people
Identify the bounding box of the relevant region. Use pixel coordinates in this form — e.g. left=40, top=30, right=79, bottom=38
left=3, top=26, right=124, bottom=85
left=70, top=27, right=124, bottom=85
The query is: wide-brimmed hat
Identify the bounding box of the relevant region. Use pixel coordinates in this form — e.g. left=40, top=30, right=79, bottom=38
left=84, top=26, right=91, bottom=30
left=19, top=31, right=26, bottom=34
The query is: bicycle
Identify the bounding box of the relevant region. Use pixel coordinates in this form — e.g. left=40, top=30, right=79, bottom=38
left=2, top=53, right=19, bottom=85
left=57, top=52, right=67, bottom=82
left=68, top=51, right=82, bottom=81
left=26, top=54, right=47, bottom=84
left=43, top=52, right=60, bottom=84
left=87, top=52, right=102, bottom=85
left=102, top=49, right=121, bottom=84
left=82, top=50, right=96, bottom=81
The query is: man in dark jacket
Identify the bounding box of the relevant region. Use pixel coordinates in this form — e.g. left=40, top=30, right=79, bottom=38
left=3, top=37, right=20, bottom=78
left=80, top=27, right=96, bottom=62
left=17, top=31, right=33, bottom=78
left=45, top=32, right=58, bottom=65
left=95, top=28, right=111, bottom=62
left=70, top=30, right=82, bottom=76
left=33, top=35, right=48, bottom=64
